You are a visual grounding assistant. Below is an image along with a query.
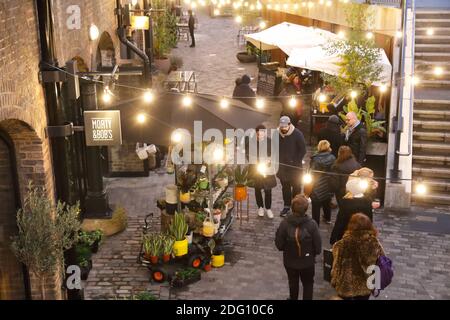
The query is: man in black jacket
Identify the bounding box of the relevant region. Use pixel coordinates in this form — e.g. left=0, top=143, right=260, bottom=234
left=318, top=115, right=343, bottom=158
left=344, top=112, right=367, bottom=164
left=277, top=116, right=307, bottom=217
left=188, top=10, right=195, bottom=47
left=275, top=195, right=322, bottom=300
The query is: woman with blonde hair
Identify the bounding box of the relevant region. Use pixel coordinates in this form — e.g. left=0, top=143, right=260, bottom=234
left=331, top=213, right=384, bottom=300
left=309, top=140, right=336, bottom=226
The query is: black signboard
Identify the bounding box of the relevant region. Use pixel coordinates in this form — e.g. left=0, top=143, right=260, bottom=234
left=84, top=110, right=122, bottom=146
left=256, top=68, right=282, bottom=96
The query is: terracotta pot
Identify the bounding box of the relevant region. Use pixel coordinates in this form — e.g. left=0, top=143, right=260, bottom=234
left=204, top=263, right=212, bottom=272
left=144, top=253, right=152, bottom=261
left=162, top=254, right=171, bottom=263
left=235, top=185, right=248, bottom=201
left=150, top=256, right=159, bottom=265
left=154, top=58, right=171, bottom=74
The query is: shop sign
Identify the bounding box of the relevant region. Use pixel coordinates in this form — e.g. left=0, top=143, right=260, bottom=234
left=84, top=111, right=122, bottom=146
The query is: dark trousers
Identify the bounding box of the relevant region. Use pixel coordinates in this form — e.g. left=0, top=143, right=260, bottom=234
left=189, top=28, right=195, bottom=46
left=285, top=266, right=315, bottom=300
left=281, top=179, right=302, bottom=207
left=342, top=295, right=371, bottom=301
left=311, top=198, right=331, bottom=226
left=255, top=188, right=272, bottom=209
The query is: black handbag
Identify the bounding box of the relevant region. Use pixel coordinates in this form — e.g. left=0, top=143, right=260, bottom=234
left=323, top=248, right=333, bottom=283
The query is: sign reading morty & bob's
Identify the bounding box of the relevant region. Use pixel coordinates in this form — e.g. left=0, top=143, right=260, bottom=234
left=84, top=111, right=122, bottom=146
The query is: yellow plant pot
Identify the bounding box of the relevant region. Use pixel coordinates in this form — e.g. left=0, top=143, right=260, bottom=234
left=203, top=219, right=215, bottom=238
left=212, top=254, right=225, bottom=268
left=180, top=192, right=191, bottom=204
left=173, top=238, right=188, bottom=257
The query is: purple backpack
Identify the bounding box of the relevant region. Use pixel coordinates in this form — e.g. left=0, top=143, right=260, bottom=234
left=373, top=255, right=393, bottom=296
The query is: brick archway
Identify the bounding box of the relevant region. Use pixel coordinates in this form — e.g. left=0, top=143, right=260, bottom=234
left=96, top=32, right=116, bottom=70
left=0, top=119, right=61, bottom=300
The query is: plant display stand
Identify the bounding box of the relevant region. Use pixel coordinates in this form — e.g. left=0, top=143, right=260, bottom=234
left=235, top=194, right=250, bottom=226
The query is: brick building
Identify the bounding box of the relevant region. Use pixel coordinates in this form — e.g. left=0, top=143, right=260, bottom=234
left=0, top=0, right=121, bottom=300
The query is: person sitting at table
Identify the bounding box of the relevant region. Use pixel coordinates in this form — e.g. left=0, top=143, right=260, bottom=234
left=233, top=74, right=256, bottom=107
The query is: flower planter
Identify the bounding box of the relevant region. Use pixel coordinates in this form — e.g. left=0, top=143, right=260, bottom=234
left=80, top=260, right=92, bottom=281
left=212, top=254, right=225, bottom=268
left=173, top=238, right=188, bottom=257
left=236, top=51, right=257, bottom=63
left=203, top=263, right=212, bottom=272
left=150, top=256, right=159, bottom=265
left=180, top=192, right=191, bottom=204
left=154, top=58, right=171, bottom=74
left=202, top=219, right=215, bottom=238
left=234, top=185, right=248, bottom=201
left=162, top=254, right=171, bottom=263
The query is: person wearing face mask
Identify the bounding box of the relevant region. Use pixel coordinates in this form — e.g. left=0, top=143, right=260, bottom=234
left=344, top=112, right=367, bottom=165
left=277, top=116, right=307, bottom=217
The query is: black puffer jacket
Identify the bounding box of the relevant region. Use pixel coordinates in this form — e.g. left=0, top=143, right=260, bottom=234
left=318, top=125, right=343, bottom=158
left=310, top=152, right=336, bottom=202
left=275, top=214, right=322, bottom=270
left=344, top=122, right=367, bottom=164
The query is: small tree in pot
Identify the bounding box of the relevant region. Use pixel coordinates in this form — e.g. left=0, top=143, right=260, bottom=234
left=234, top=165, right=250, bottom=201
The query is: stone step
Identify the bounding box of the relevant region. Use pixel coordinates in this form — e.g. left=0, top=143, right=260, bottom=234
left=413, top=108, right=450, bottom=120
left=414, top=99, right=450, bottom=110
left=418, top=71, right=450, bottom=81
left=415, top=27, right=450, bottom=36
left=416, top=19, right=450, bottom=28
left=415, top=35, right=450, bottom=45
left=412, top=192, right=450, bottom=205
left=413, top=119, right=450, bottom=131
left=418, top=79, right=450, bottom=88
left=413, top=143, right=450, bottom=156
left=413, top=154, right=450, bottom=166
left=415, top=60, right=450, bottom=68
left=416, top=12, right=450, bottom=20
left=415, top=43, right=450, bottom=53
left=413, top=131, right=450, bottom=143
left=412, top=165, right=450, bottom=178
left=415, top=52, right=450, bottom=62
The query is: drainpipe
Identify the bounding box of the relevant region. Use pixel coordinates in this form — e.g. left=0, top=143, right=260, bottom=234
left=143, top=0, right=154, bottom=68
left=116, top=0, right=151, bottom=87
left=36, top=0, right=70, bottom=203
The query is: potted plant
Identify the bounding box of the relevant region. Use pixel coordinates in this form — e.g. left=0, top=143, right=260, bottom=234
left=177, top=167, right=197, bottom=204
left=78, top=230, right=103, bottom=254
left=215, top=171, right=229, bottom=189
left=162, top=235, right=175, bottom=263
left=143, top=234, right=162, bottom=264
left=169, top=212, right=189, bottom=257
left=212, top=246, right=225, bottom=268
left=234, top=165, right=249, bottom=201
left=171, top=268, right=202, bottom=288
left=75, top=244, right=93, bottom=280
left=153, top=0, right=171, bottom=74
left=236, top=43, right=257, bottom=63
left=169, top=55, right=184, bottom=72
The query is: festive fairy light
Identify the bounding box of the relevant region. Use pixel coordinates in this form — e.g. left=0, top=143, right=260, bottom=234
left=256, top=98, right=265, bottom=109
left=214, top=8, right=220, bottom=15
left=213, top=146, right=224, bottom=162
left=303, top=173, right=313, bottom=184
left=412, top=75, right=420, bottom=86
left=293, top=3, right=299, bottom=10
left=259, top=21, right=267, bottom=29
left=359, top=179, right=369, bottom=191
left=395, top=31, right=402, bottom=39
left=350, top=90, right=358, bottom=99
left=143, top=90, right=154, bottom=103
left=426, top=28, right=434, bottom=36
left=318, top=94, right=327, bottom=103
left=275, top=3, right=280, bottom=10
left=191, top=1, right=197, bottom=9
left=257, top=162, right=267, bottom=177
left=137, top=113, right=147, bottom=124
left=326, top=0, right=332, bottom=7
left=250, top=4, right=255, bottom=10
left=256, top=2, right=262, bottom=10
left=267, top=4, right=272, bottom=9
left=338, top=31, right=346, bottom=39
left=235, top=15, right=242, bottom=23
left=220, top=98, right=230, bottom=109
left=289, top=96, right=297, bottom=108
left=102, top=89, right=112, bottom=104
left=416, top=183, right=427, bottom=196
left=379, top=84, right=387, bottom=93
left=89, top=24, right=100, bottom=41
left=366, top=32, right=374, bottom=40
left=308, top=1, right=314, bottom=8
left=171, top=131, right=183, bottom=144
left=182, top=95, right=193, bottom=107
left=319, top=0, right=325, bottom=5
left=434, top=67, right=444, bottom=76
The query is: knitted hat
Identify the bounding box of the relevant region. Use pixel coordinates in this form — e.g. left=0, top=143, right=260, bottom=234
left=241, top=74, right=251, bottom=84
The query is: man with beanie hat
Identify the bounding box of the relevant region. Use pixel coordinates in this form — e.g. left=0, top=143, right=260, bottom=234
left=277, top=116, right=307, bottom=217
left=318, top=115, right=343, bottom=158
left=233, top=74, right=256, bottom=107
left=275, top=195, right=322, bottom=300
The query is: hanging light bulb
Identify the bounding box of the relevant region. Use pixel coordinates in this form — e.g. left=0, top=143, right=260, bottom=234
left=143, top=89, right=154, bottom=103
left=293, top=3, right=299, bottom=10
left=426, top=28, right=434, bottom=36
left=338, top=31, right=346, bottom=39
left=308, top=1, right=314, bottom=8
left=171, top=130, right=183, bottom=144
left=359, top=179, right=369, bottom=191
left=191, top=1, right=197, bottom=9
left=434, top=66, right=444, bottom=76
left=235, top=15, right=242, bottom=23
left=102, top=89, right=112, bottom=104
left=256, top=2, right=262, bottom=10
left=366, top=32, right=374, bottom=40
left=257, top=162, right=267, bottom=177
left=303, top=173, right=313, bottom=184
left=412, top=75, right=420, bottom=86
left=220, top=98, right=229, bottom=109
left=244, top=1, right=249, bottom=7
left=275, top=3, right=280, bottom=10
left=416, top=183, right=427, bottom=196
left=267, top=4, right=272, bottom=9
left=350, top=90, right=358, bottom=99
left=395, top=31, right=403, bottom=39
left=289, top=96, right=297, bottom=109
left=89, top=24, right=100, bottom=41
left=326, top=0, right=332, bottom=7
left=302, top=2, right=306, bottom=7
left=182, top=95, right=193, bottom=107
left=214, top=8, right=220, bottom=15
left=137, top=113, right=147, bottom=124
left=319, top=0, right=325, bottom=5
left=256, top=98, right=265, bottom=109
left=283, top=3, right=289, bottom=10
left=379, top=84, right=387, bottom=93
left=250, top=4, right=255, bottom=10
left=259, top=21, right=267, bottom=29
left=318, top=94, right=327, bottom=103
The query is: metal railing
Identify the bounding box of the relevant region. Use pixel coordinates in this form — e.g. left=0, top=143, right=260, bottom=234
left=366, top=0, right=402, bottom=8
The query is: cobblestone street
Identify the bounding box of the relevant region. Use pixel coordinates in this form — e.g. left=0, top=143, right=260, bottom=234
left=84, top=11, right=450, bottom=300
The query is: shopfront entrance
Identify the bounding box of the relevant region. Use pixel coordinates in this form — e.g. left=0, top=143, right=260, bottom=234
left=0, top=132, right=27, bottom=300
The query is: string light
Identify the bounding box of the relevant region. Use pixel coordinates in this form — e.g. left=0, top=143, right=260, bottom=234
left=220, top=98, right=229, bottom=109
left=257, top=162, right=267, bottom=177
left=319, top=0, right=325, bottom=5
left=235, top=15, right=242, bottom=23
left=338, top=31, right=346, bottom=39
left=259, top=21, right=267, bottom=29
left=288, top=96, right=297, bottom=108
left=171, top=130, right=183, bottom=144
left=143, top=89, right=154, bottom=103
left=267, top=4, right=272, bottom=9
left=102, top=89, right=112, bottom=104
left=275, top=3, right=280, bottom=10
left=214, top=8, right=220, bottom=15
left=379, top=84, right=387, bottom=93
left=326, top=0, right=332, bottom=7
left=412, top=75, right=420, bottom=86
left=350, top=90, right=358, bottom=99
left=303, top=173, right=313, bottom=184
left=416, top=183, right=427, bottom=196
left=250, top=4, right=255, bottom=10
left=395, top=31, right=402, bottom=39
left=256, top=98, right=265, bottom=109
left=308, top=1, right=314, bottom=8
left=318, top=94, right=327, bottom=103
left=244, top=1, right=249, bottom=7
left=434, top=67, right=444, bottom=76
left=302, top=2, right=306, bottom=7
left=359, top=179, right=369, bottom=191
left=137, top=113, right=147, bottom=124
left=89, top=24, right=100, bottom=41
left=426, top=28, right=434, bottom=36
left=366, top=32, right=374, bottom=40
left=293, top=3, right=299, bottom=10
left=191, top=1, right=197, bottom=9
left=256, top=2, right=262, bottom=10
left=182, top=95, right=193, bottom=107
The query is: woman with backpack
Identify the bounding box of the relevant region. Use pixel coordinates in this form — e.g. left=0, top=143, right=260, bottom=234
left=331, top=213, right=384, bottom=300
left=275, top=195, right=322, bottom=300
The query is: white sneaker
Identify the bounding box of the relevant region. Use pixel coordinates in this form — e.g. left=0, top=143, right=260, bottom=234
left=266, top=209, right=274, bottom=219
left=257, top=207, right=265, bottom=217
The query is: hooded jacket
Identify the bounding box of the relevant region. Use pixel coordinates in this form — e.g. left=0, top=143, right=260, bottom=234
left=344, top=122, right=367, bottom=164
left=275, top=214, right=322, bottom=270
left=310, top=151, right=336, bottom=202
left=277, top=124, right=307, bottom=182
left=318, top=120, right=343, bottom=158
left=331, top=230, right=384, bottom=298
